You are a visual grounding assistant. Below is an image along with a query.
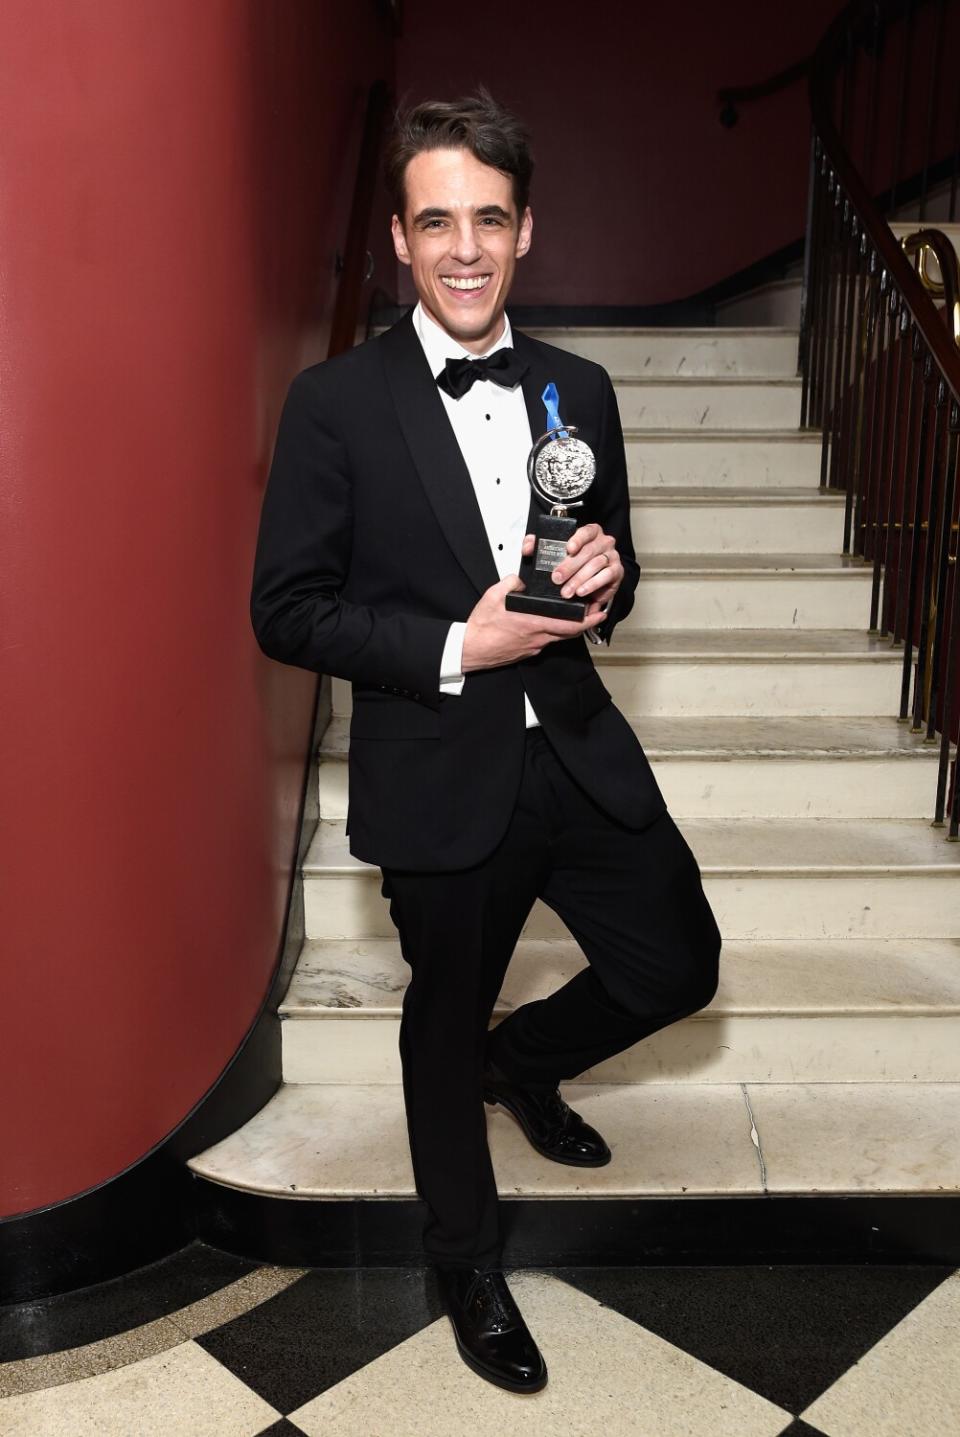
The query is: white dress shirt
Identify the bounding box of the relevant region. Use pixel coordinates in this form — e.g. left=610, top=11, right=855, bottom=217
left=412, top=300, right=542, bottom=728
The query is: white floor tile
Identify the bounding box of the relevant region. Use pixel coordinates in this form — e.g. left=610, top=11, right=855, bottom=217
left=289, top=1273, right=792, bottom=1437
left=0, top=1340, right=279, bottom=1437
left=802, top=1271, right=960, bottom=1436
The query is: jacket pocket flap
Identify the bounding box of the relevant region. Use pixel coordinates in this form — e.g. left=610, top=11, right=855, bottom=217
left=350, top=695, right=441, bottom=740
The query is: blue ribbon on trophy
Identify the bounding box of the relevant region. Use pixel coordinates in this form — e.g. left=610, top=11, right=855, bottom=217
left=504, top=381, right=597, bottom=620
left=541, top=381, right=569, bottom=440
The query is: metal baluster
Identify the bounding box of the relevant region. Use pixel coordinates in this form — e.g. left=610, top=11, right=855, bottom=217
left=889, top=0, right=914, bottom=213
left=811, top=158, right=834, bottom=426
left=862, top=1, right=883, bottom=197
left=869, top=285, right=898, bottom=630
left=893, top=326, right=925, bottom=643
left=827, top=198, right=855, bottom=497
left=854, top=252, right=884, bottom=579
left=880, top=306, right=911, bottom=635
left=800, top=131, right=820, bottom=423
left=936, top=402, right=960, bottom=825
left=928, top=398, right=960, bottom=749
left=831, top=211, right=862, bottom=547
left=919, top=0, right=946, bottom=222
left=849, top=240, right=879, bottom=555
left=911, top=377, right=947, bottom=730
left=898, top=349, right=934, bottom=720
left=816, top=177, right=839, bottom=482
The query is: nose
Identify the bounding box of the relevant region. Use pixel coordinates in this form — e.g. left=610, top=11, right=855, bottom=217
left=450, top=215, right=482, bottom=266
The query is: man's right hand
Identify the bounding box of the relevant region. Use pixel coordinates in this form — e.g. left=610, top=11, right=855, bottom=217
left=461, top=571, right=607, bottom=673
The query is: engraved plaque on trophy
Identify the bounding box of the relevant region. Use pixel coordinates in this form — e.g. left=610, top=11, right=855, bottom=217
left=505, top=384, right=596, bottom=621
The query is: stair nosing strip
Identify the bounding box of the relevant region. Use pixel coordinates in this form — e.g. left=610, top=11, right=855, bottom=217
left=613, top=375, right=803, bottom=387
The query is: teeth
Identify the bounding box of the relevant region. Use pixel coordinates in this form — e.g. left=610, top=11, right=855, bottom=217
left=441, top=275, right=490, bottom=290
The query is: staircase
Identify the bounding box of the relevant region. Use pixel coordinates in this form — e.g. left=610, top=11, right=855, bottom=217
left=190, top=324, right=960, bottom=1244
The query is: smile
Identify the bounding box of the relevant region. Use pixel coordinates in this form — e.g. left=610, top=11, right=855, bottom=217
left=440, top=275, right=491, bottom=291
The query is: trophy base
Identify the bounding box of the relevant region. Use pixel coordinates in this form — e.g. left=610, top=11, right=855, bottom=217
left=505, top=513, right=586, bottom=622
left=505, top=592, right=587, bottom=622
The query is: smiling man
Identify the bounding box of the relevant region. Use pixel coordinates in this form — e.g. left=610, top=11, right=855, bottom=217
left=251, top=91, right=721, bottom=1395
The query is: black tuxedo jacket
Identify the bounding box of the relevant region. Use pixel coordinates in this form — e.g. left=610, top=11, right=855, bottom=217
left=250, top=310, right=666, bottom=870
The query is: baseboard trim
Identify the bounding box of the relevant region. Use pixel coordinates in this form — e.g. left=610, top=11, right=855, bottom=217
left=190, top=1182, right=960, bottom=1268
left=0, top=679, right=329, bottom=1306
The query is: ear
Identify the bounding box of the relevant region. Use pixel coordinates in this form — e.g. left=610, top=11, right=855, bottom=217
left=515, top=205, right=533, bottom=260
left=391, top=213, right=412, bottom=266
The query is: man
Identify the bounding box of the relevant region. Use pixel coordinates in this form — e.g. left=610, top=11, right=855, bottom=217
left=250, top=91, right=721, bottom=1395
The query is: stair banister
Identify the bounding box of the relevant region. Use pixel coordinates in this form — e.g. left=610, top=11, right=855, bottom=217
left=800, top=0, right=960, bottom=834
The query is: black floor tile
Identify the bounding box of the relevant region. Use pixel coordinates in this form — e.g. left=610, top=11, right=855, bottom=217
left=0, top=1241, right=259, bottom=1362
left=775, top=1422, right=831, bottom=1437
left=557, top=1263, right=955, bottom=1414
left=196, top=1266, right=443, bottom=1414
left=255, top=1422, right=306, bottom=1435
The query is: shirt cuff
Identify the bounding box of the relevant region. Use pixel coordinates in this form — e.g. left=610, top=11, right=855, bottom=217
left=439, top=621, right=467, bottom=694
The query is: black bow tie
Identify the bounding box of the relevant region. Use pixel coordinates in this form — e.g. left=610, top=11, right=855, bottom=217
left=435, top=347, right=529, bottom=400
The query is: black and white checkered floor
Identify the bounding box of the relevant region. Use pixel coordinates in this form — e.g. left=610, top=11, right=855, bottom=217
left=1, top=1243, right=958, bottom=1434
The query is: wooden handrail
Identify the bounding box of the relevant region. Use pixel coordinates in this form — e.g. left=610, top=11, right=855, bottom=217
left=809, top=1, right=960, bottom=405
left=716, top=56, right=811, bottom=126
left=799, top=0, right=960, bottom=834
left=900, top=227, right=960, bottom=346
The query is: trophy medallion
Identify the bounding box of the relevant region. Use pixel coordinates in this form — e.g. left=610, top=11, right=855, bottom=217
left=505, top=384, right=597, bottom=620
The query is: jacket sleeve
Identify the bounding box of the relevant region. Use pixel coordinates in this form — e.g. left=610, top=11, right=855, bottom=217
left=589, top=367, right=639, bottom=644
left=250, top=370, right=450, bottom=698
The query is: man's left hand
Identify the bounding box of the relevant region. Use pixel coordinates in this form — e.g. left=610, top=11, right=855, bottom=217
left=521, top=522, right=623, bottom=618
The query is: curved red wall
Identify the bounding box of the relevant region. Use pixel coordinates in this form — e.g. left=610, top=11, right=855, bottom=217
left=0, top=1, right=393, bottom=1217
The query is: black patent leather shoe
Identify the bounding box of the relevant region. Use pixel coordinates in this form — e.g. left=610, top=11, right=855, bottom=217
left=435, top=1265, right=547, bottom=1392
left=482, top=1058, right=612, bottom=1167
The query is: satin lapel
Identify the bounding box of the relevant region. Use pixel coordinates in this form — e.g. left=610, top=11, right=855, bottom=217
left=379, top=312, right=500, bottom=597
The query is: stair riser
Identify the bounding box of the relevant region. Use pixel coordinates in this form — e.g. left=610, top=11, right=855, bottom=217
left=614, top=382, right=801, bottom=430
left=625, top=437, right=822, bottom=489
left=596, top=660, right=899, bottom=717
left=624, top=574, right=869, bottom=629
left=304, top=873, right=959, bottom=943
left=318, top=757, right=935, bottom=822
left=331, top=661, right=900, bottom=719
left=529, top=331, right=800, bottom=377
left=716, top=280, right=802, bottom=329
left=282, top=1014, right=960, bottom=1086
left=631, top=502, right=839, bottom=554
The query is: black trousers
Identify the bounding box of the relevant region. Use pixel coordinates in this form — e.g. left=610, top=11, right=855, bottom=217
left=379, top=724, right=723, bottom=1269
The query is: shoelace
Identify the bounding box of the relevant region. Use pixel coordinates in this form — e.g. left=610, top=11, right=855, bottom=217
left=539, top=1090, right=573, bottom=1145
left=463, top=1270, right=514, bottom=1331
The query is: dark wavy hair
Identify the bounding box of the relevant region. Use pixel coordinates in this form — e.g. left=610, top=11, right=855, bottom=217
left=384, top=87, right=534, bottom=222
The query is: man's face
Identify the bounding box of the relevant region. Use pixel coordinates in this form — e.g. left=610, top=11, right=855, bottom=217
left=391, top=146, right=532, bottom=354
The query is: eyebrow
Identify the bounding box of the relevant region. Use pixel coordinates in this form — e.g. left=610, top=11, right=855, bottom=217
left=411, top=204, right=512, bottom=225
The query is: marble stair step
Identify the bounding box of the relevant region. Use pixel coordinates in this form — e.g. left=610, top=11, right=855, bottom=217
left=331, top=629, right=905, bottom=721
left=303, top=817, right=960, bottom=943
left=592, top=628, right=903, bottom=716
left=624, top=430, right=822, bottom=488
left=317, top=715, right=942, bottom=822
left=280, top=937, right=960, bottom=1085
left=624, top=552, right=871, bottom=629
left=526, top=326, right=800, bottom=377
left=613, top=376, right=802, bottom=429
left=627, top=486, right=842, bottom=553
left=186, top=1080, right=960, bottom=1200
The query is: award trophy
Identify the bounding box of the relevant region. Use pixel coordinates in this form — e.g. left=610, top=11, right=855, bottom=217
left=505, top=383, right=596, bottom=620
